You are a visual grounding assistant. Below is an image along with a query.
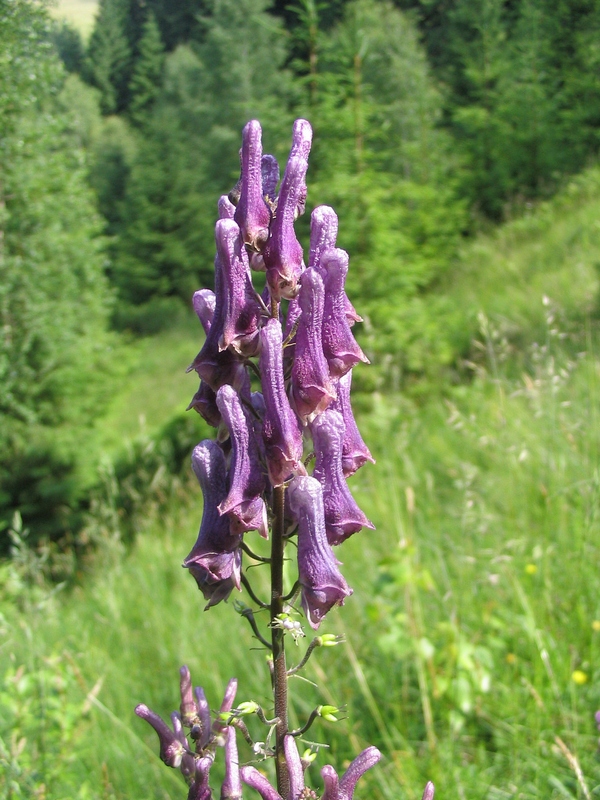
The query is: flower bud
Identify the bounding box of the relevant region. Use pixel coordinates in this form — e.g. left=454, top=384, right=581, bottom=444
left=317, top=705, right=340, bottom=722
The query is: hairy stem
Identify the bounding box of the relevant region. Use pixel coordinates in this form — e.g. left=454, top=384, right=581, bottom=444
left=271, top=484, right=289, bottom=798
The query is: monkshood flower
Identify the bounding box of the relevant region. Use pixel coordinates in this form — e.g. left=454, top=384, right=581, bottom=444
left=184, top=441, right=242, bottom=608
left=321, top=248, right=369, bottom=378
left=311, top=410, right=374, bottom=546
left=135, top=703, right=187, bottom=767
left=328, top=371, right=374, bottom=477
left=260, top=318, right=306, bottom=486
left=288, top=475, right=352, bottom=629
left=216, top=384, right=268, bottom=537
left=234, top=120, right=272, bottom=254
left=291, top=267, right=336, bottom=424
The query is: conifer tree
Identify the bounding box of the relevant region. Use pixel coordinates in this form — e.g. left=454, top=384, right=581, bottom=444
left=86, top=0, right=132, bottom=114
left=128, top=11, right=165, bottom=126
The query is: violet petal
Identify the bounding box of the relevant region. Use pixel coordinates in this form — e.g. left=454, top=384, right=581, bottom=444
left=321, top=249, right=369, bottom=378
left=329, top=371, right=375, bottom=477
left=261, top=154, right=279, bottom=203
left=180, top=665, right=199, bottom=727
left=422, top=782, right=435, bottom=800
left=309, top=206, right=338, bottom=275
left=221, top=726, right=242, bottom=800
left=259, top=319, right=306, bottom=486
left=234, top=120, right=271, bottom=252
left=288, top=476, right=352, bottom=629
left=187, top=380, right=221, bottom=428
left=171, top=712, right=196, bottom=780
left=338, top=747, right=381, bottom=800
left=219, top=194, right=236, bottom=220
left=240, top=767, right=283, bottom=800
left=194, top=686, right=212, bottom=749
left=193, top=289, right=216, bottom=335
left=216, top=218, right=262, bottom=356
left=183, top=441, right=242, bottom=608
left=216, top=384, right=268, bottom=538
left=135, top=703, right=186, bottom=768
left=188, top=754, right=215, bottom=800
left=311, top=410, right=374, bottom=545
left=321, top=765, right=340, bottom=800
left=284, top=735, right=305, bottom=800
left=291, top=268, right=336, bottom=423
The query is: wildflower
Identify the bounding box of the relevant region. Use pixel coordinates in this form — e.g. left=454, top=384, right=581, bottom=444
left=288, top=475, right=352, bottom=629
left=328, top=371, right=374, bottom=477
left=234, top=120, right=272, bottom=253
left=134, top=703, right=187, bottom=768
left=572, top=670, right=588, bottom=685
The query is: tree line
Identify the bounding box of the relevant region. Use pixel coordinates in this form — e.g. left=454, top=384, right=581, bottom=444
left=3, top=0, right=600, bottom=547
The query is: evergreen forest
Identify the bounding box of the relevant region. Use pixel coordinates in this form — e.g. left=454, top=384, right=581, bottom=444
left=2, top=0, right=600, bottom=797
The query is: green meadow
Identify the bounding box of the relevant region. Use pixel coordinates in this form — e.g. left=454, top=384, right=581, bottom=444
left=3, top=170, right=600, bottom=799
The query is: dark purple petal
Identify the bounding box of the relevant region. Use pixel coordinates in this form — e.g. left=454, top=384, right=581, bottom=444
left=259, top=319, right=306, bottom=486
left=234, top=120, right=271, bottom=253
left=188, top=380, right=221, bottom=428
left=240, top=767, right=283, bottom=800
left=193, top=289, right=216, bottom=335
left=329, top=371, right=374, bottom=476
left=261, top=154, right=279, bottom=203
left=264, top=155, right=309, bottom=301
left=288, top=476, right=352, bottom=629
left=183, top=441, right=243, bottom=608
left=311, top=410, right=374, bottom=545
left=338, top=747, right=381, bottom=800
left=216, top=218, right=262, bottom=356
left=135, top=703, right=186, bottom=768
left=216, top=384, right=268, bottom=537
left=320, top=765, right=340, bottom=800
left=194, top=686, right=212, bottom=749
left=284, top=735, right=305, bottom=800
left=321, top=249, right=369, bottom=378
left=188, top=254, right=250, bottom=393
left=171, top=712, right=196, bottom=780
left=309, top=206, right=338, bottom=275
left=291, top=268, right=336, bottom=424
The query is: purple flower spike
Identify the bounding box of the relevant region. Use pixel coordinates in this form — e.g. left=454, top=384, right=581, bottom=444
left=184, top=441, right=242, bottom=608
left=288, top=476, right=352, bottom=629
left=291, top=268, right=336, bottom=424
left=188, top=380, right=221, bottom=428
left=171, top=712, right=196, bottom=780
left=321, top=747, right=381, bottom=800
left=216, top=218, right=262, bottom=357
left=261, top=154, right=279, bottom=202
left=221, top=726, right=242, bottom=800
left=219, top=194, right=236, bottom=220
left=240, top=767, right=283, bottom=800
left=321, top=249, right=369, bottom=378
left=135, top=703, right=187, bottom=768
left=311, top=410, right=374, bottom=545
left=289, top=118, right=313, bottom=166
left=180, top=665, right=199, bottom=727
left=260, top=319, right=306, bottom=486
left=284, top=735, right=305, bottom=800
left=216, top=384, right=268, bottom=538
left=421, top=782, right=435, bottom=800
left=329, top=371, right=374, bottom=476
left=309, top=206, right=338, bottom=275
left=193, top=289, right=217, bottom=334
left=234, top=120, right=271, bottom=253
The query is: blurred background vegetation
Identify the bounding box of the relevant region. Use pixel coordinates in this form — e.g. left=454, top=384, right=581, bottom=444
left=2, top=0, right=600, bottom=797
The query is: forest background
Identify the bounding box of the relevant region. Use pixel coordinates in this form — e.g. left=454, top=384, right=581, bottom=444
left=2, top=0, right=600, bottom=798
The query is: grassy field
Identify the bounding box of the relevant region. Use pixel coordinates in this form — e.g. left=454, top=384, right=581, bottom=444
left=2, top=172, right=600, bottom=799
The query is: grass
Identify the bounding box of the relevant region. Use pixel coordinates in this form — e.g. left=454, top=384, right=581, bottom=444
left=3, top=172, right=600, bottom=799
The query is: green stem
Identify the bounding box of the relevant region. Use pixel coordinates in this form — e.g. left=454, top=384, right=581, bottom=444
left=271, top=484, right=289, bottom=798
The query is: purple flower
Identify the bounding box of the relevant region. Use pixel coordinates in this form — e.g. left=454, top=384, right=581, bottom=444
left=259, top=319, right=306, bottom=486
left=240, top=767, right=283, bottom=800
left=287, top=476, right=352, bottom=629
left=311, top=410, right=374, bottom=545
left=216, top=384, right=268, bottom=537
left=188, top=380, right=221, bottom=428
left=193, top=289, right=217, bottom=334
left=188, top=754, right=215, bottom=800
left=321, top=747, right=381, bottom=800
left=216, top=218, right=262, bottom=357
left=261, top=154, right=280, bottom=203
left=220, top=726, right=242, bottom=800
left=309, top=205, right=338, bottom=274
left=321, top=249, right=369, bottom=378
left=134, top=703, right=187, bottom=768
left=329, top=371, right=374, bottom=477
left=234, top=120, right=271, bottom=253
left=219, top=194, right=236, bottom=220
left=284, top=735, right=306, bottom=800
left=291, top=268, right=336, bottom=424
left=263, top=121, right=312, bottom=300
left=421, top=782, right=435, bottom=800
left=179, top=665, right=199, bottom=728
left=183, top=441, right=242, bottom=608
